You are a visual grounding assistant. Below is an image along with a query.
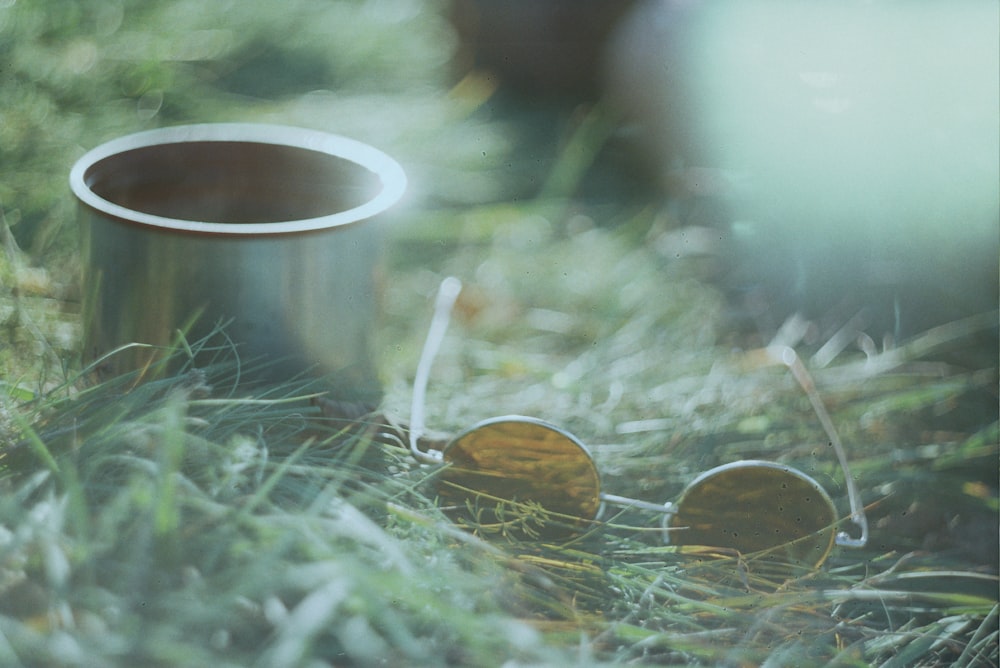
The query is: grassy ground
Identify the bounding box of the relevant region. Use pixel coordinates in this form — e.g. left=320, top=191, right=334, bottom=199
left=1, top=1, right=998, bottom=666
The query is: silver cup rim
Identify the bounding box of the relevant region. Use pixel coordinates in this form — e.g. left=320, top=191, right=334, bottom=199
left=69, top=122, right=407, bottom=236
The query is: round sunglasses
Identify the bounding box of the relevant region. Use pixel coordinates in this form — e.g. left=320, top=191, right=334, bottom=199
left=401, top=278, right=869, bottom=568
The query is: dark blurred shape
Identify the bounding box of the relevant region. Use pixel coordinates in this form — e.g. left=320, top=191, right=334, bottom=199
left=451, top=0, right=634, bottom=99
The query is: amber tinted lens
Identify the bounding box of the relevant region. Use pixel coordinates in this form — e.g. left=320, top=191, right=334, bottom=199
left=438, top=419, right=602, bottom=540
left=669, top=462, right=838, bottom=567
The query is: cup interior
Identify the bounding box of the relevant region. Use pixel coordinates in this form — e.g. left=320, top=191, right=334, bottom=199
left=84, top=140, right=381, bottom=225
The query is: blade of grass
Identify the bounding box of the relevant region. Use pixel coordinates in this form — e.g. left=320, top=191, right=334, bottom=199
left=954, top=604, right=999, bottom=668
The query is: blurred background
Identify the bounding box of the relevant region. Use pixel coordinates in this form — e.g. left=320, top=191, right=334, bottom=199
left=3, top=0, right=996, bottom=349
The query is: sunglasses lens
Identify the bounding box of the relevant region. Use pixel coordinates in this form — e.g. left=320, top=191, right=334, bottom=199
left=669, top=461, right=838, bottom=567
left=438, top=418, right=601, bottom=539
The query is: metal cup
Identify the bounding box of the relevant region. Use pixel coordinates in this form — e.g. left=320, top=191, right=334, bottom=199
left=70, top=123, right=407, bottom=402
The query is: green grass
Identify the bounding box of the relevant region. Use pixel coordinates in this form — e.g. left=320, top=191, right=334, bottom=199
left=1, top=1, right=997, bottom=665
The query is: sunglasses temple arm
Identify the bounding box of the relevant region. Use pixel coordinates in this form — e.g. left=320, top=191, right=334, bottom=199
left=770, top=345, right=869, bottom=548
left=409, top=277, right=463, bottom=465
left=600, top=492, right=677, bottom=517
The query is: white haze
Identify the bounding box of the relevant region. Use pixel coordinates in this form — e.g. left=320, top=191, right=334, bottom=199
left=607, top=0, right=999, bottom=334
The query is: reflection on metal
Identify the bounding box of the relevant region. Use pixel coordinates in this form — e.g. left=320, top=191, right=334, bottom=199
left=71, top=123, right=406, bottom=401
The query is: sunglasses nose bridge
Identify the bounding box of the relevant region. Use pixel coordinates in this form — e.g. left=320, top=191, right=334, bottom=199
left=598, top=493, right=678, bottom=520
